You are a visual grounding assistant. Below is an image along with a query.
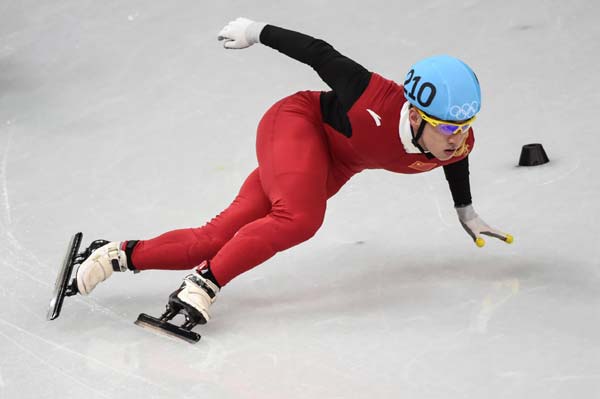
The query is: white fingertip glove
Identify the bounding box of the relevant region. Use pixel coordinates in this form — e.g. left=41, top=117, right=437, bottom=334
left=456, top=204, right=514, bottom=248
left=217, top=17, right=267, bottom=49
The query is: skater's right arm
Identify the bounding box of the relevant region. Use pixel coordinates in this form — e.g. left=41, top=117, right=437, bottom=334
left=217, top=17, right=371, bottom=111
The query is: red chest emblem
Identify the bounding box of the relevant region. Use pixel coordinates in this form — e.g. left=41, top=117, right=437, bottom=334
left=408, top=161, right=438, bottom=172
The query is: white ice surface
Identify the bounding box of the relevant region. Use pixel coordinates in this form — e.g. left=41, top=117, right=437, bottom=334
left=1, top=1, right=599, bottom=398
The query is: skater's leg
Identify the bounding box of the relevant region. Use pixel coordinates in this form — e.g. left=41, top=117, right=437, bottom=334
left=130, top=168, right=271, bottom=271
left=209, top=92, right=335, bottom=286
left=211, top=172, right=328, bottom=285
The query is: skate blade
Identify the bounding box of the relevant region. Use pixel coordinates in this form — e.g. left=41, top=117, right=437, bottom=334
left=47, top=232, right=83, bottom=321
left=134, top=313, right=201, bottom=343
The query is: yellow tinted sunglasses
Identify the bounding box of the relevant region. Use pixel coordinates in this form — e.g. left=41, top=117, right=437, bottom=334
left=415, top=107, right=476, bottom=136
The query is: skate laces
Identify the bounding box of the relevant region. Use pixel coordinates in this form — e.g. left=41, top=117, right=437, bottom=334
left=186, top=274, right=219, bottom=298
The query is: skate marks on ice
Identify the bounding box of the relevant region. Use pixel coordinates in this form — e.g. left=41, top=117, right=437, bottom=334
left=540, top=160, right=581, bottom=186
left=0, top=138, right=193, bottom=398
left=509, top=156, right=583, bottom=188
left=400, top=328, right=472, bottom=395
left=0, top=320, right=110, bottom=399
left=0, top=131, right=55, bottom=322
left=470, top=278, right=520, bottom=333
left=0, top=128, right=53, bottom=284
left=0, top=128, right=13, bottom=226
left=0, top=316, right=205, bottom=399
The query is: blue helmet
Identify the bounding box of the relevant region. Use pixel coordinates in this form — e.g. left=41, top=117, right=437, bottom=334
left=403, top=55, right=481, bottom=122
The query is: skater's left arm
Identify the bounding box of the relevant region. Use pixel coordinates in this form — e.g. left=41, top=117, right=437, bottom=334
left=443, top=157, right=514, bottom=247
left=217, top=17, right=370, bottom=111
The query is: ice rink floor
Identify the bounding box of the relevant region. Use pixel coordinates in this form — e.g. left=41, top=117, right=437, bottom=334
left=1, top=1, right=599, bottom=398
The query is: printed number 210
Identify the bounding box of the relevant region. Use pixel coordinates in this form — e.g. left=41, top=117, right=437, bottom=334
left=403, top=69, right=436, bottom=107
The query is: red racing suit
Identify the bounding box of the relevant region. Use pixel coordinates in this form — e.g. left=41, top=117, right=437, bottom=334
left=125, top=25, right=475, bottom=286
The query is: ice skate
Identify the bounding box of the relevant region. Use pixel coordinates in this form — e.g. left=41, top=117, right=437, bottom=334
left=47, top=233, right=130, bottom=320
left=135, top=265, right=219, bottom=343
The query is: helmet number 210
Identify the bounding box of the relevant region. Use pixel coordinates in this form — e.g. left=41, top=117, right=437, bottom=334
left=403, top=69, right=436, bottom=107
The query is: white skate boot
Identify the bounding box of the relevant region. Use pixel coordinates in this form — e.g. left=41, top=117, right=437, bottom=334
left=76, top=241, right=129, bottom=295
left=168, top=264, right=220, bottom=324
left=133, top=261, right=220, bottom=342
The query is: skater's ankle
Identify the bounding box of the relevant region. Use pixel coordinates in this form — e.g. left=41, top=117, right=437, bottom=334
left=121, top=240, right=139, bottom=272
left=195, top=260, right=221, bottom=290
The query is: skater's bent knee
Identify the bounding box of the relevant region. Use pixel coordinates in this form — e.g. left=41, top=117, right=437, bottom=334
left=272, top=210, right=325, bottom=248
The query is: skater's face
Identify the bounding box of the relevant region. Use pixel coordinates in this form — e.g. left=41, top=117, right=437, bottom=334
left=409, top=107, right=470, bottom=161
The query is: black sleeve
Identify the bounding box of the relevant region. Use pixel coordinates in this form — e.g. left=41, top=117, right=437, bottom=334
left=443, top=156, right=473, bottom=208
left=260, top=25, right=371, bottom=111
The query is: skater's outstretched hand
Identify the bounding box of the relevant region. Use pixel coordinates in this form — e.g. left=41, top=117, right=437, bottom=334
left=456, top=205, right=513, bottom=248
left=218, top=17, right=266, bottom=49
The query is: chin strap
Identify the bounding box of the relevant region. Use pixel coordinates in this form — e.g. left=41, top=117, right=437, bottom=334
left=411, top=120, right=435, bottom=159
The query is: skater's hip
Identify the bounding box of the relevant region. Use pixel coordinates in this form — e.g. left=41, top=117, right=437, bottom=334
left=260, top=91, right=324, bottom=129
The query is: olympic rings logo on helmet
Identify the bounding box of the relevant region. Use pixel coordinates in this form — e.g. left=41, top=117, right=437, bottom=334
left=449, top=101, right=479, bottom=120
